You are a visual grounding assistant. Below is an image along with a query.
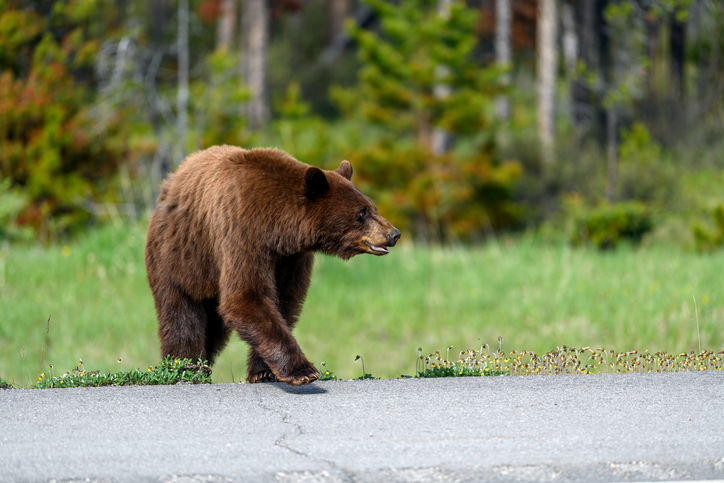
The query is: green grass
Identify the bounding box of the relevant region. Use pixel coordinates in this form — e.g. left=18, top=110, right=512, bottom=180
left=1, top=222, right=723, bottom=386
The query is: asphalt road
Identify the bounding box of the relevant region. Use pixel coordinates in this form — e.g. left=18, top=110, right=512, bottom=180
left=1, top=372, right=723, bottom=483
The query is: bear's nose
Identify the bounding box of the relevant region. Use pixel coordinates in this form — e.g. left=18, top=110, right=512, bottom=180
left=387, top=229, right=401, bottom=247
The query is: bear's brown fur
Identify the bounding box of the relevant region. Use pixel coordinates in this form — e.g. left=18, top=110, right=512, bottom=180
left=145, top=145, right=400, bottom=386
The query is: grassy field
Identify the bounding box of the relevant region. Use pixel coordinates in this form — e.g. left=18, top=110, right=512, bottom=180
left=1, top=222, right=722, bottom=386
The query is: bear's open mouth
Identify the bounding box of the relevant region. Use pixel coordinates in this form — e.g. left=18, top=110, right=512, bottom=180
left=365, top=241, right=389, bottom=255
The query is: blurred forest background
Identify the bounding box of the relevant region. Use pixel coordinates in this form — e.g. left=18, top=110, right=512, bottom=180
left=2, top=0, right=724, bottom=247
left=2, top=0, right=724, bottom=384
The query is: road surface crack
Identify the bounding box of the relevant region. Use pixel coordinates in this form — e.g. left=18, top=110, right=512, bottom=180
left=254, top=393, right=355, bottom=481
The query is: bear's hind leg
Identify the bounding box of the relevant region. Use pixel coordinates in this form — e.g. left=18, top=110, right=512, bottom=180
left=247, top=348, right=277, bottom=383
left=156, top=286, right=208, bottom=363
left=202, top=298, right=231, bottom=366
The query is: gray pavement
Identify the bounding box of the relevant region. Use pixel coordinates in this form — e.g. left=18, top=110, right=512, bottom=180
left=1, top=372, right=723, bottom=483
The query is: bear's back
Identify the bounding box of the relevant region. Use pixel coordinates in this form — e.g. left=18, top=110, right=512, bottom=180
left=153, top=146, right=312, bottom=254
left=162, top=145, right=305, bottom=203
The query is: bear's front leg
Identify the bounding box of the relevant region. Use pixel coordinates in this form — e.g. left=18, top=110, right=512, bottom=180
left=218, top=263, right=320, bottom=386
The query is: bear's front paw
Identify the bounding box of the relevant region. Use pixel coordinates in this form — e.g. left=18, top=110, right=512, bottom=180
left=276, top=362, right=321, bottom=386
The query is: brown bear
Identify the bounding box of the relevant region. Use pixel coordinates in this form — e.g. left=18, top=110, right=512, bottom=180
left=145, top=145, right=400, bottom=386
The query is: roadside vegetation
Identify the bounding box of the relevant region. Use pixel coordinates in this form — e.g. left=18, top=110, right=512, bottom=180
left=1, top=222, right=722, bottom=388
left=34, top=357, right=211, bottom=389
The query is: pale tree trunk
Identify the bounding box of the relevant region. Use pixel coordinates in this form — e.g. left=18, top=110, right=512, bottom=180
left=217, top=0, right=237, bottom=51
left=495, top=0, right=512, bottom=122
left=328, top=0, right=350, bottom=44
left=561, top=0, right=577, bottom=81
left=241, top=0, right=270, bottom=128
left=537, top=0, right=558, bottom=165
left=177, top=0, right=189, bottom=165
left=572, top=0, right=596, bottom=127
left=606, top=108, right=617, bottom=201
left=432, top=0, right=453, bottom=156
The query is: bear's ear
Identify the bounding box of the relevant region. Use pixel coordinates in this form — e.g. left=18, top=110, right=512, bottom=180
left=335, top=160, right=353, bottom=181
left=305, top=166, right=329, bottom=201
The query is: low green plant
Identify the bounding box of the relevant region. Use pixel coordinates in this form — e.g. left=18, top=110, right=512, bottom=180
left=354, top=355, right=377, bottom=380
left=34, top=356, right=211, bottom=389
left=0, top=378, right=12, bottom=389
left=566, top=197, right=654, bottom=249
left=318, top=361, right=337, bottom=381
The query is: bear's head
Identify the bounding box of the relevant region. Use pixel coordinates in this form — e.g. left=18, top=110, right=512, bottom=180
left=305, top=160, right=401, bottom=260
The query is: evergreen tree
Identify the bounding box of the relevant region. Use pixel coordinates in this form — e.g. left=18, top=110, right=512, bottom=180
left=333, top=0, right=520, bottom=242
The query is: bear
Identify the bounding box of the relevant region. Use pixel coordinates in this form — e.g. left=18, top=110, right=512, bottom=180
left=145, top=145, right=400, bottom=386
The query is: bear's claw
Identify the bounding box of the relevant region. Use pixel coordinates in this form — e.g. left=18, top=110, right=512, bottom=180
left=248, top=370, right=278, bottom=383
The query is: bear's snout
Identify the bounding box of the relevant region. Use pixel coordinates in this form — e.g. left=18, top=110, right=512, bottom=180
left=387, top=229, right=401, bottom=247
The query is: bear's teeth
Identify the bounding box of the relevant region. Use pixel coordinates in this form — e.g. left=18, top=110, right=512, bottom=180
left=370, top=245, right=389, bottom=254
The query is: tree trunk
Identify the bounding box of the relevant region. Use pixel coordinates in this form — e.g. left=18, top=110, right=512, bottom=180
left=537, top=0, right=557, bottom=165
left=432, top=0, right=453, bottom=155
left=241, top=0, right=270, bottom=128
left=571, top=0, right=608, bottom=137
left=561, top=0, right=577, bottom=81
left=606, top=108, right=617, bottom=201
left=670, top=13, right=686, bottom=100
left=177, top=0, right=189, bottom=165
left=217, top=0, right=237, bottom=51
left=495, top=0, right=512, bottom=122
left=149, top=0, right=168, bottom=48
left=328, top=0, right=350, bottom=44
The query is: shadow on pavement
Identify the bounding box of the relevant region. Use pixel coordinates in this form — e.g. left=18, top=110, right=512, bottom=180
left=273, top=383, right=328, bottom=395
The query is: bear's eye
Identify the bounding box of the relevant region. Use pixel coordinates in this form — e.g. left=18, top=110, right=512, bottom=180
left=357, top=207, right=368, bottom=221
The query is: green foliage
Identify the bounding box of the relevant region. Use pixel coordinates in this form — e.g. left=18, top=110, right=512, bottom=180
left=274, top=82, right=312, bottom=120
left=335, top=0, right=499, bottom=138
left=0, top=177, right=32, bottom=242
left=190, top=48, right=250, bottom=149
left=332, top=0, right=519, bottom=241
left=648, top=0, right=694, bottom=22
left=35, top=356, right=212, bottom=389
left=0, top=1, right=125, bottom=239
left=616, top=123, right=678, bottom=204
left=601, top=2, right=650, bottom=110
left=693, top=204, right=724, bottom=252
left=566, top=197, right=654, bottom=249
left=269, top=82, right=334, bottom=165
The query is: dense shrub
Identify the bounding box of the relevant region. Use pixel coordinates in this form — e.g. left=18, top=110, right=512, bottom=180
left=566, top=197, right=654, bottom=249
left=0, top=1, right=125, bottom=239
left=692, top=204, right=724, bottom=252
left=616, top=123, right=678, bottom=205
